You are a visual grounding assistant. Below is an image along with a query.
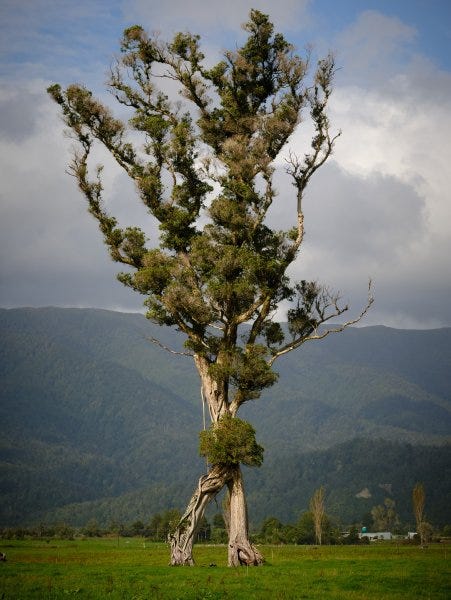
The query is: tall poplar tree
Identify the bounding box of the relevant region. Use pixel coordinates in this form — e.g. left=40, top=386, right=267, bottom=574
left=412, top=482, right=426, bottom=545
left=310, top=486, right=326, bottom=545
left=48, top=10, right=372, bottom=566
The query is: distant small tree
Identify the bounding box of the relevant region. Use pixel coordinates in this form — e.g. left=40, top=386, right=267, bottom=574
left=282, top=524, right=299, bottom=545
left=54, top=522, right=75, bottom=540
left=213, top=513, right=226, bottom=530
left=148, top=513, right=164, bottom=540
left=107, top=519, right=121, bottom=535
left=147, top=509, right=182, bottom=540
left=345, top=526, right=361, bottom=544
left=310, top=486, right=326, bottom=545
left=371, top=498, right=399, bottom=532
left=196, top=515, right=211, bottom=542
left=82, top=518, right=102, bottom=537
left=131, top=520, right=145, bottom=536
left=417, top=521, right=433, bottom=545
left=412, top=482, right=426, bottom=545
left=211, top=513, right=227, bottom=543
left=161, top=509, right=182, bottom=540
left=259, top=516, right=285, bottom=544
left=296, top=512, right=315, bottom=544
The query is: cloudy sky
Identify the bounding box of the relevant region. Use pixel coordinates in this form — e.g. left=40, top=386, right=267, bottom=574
left=1, top=0, right=450, bottom=329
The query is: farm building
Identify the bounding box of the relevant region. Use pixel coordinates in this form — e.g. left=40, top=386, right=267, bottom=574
left=360, top=531, right=393, bottom=541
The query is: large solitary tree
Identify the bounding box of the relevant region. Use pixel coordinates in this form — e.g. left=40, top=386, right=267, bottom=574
left=48, top=10, right=372, bottom=566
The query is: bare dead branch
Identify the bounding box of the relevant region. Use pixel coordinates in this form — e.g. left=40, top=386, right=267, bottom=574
left=269, top=280, right=374, bottom=366
left=145, top=335, right=193, bottom=357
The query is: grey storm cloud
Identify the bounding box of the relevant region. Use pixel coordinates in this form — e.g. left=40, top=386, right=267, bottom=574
left=0, top=90, right=42, bottom=143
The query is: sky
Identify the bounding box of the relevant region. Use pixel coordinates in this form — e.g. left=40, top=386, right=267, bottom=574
left=1, top=0, right=450, bottom=329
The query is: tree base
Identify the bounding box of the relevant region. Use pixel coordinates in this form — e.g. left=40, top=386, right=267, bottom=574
left=227, top=466, right=264, bottom=566
left=169, top=542, right=195, bottom=566
left=168, top=464, right=265, bottom=567
left=228, top=540, right=263, bottom=566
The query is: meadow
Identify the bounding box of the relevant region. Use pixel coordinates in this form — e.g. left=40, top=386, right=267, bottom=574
left=0, top=538, right=449, bottom=599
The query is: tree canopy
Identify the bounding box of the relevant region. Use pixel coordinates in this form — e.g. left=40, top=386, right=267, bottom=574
left=48, top=11, right=371, bottom=414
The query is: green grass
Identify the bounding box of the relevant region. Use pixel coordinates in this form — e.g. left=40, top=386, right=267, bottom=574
left=0, top=538, right=450, bottom=599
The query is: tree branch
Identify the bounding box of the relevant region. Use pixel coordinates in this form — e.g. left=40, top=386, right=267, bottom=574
left=145, top=335, right=193, bottom=357
left=268, top=280, right=374, bottom=366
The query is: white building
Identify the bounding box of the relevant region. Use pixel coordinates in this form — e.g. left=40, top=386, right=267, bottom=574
left=360, top=531, right=393, bottom=541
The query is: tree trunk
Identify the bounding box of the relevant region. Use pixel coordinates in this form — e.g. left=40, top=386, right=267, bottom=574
left=169, top=464, right=231, bottom=565
left=227, top=465, right=263, bottom=567
left=171, top=356, right=263, bottom=566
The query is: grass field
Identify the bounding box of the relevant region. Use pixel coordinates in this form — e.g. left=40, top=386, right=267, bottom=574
left=0, top=538, right=449, bottom=599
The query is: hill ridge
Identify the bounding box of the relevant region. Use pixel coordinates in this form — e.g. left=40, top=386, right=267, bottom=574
left=1, top=307, right=450, bottom=527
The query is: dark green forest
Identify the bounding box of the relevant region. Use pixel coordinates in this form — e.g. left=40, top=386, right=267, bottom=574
left=1, top=307, right=450, bottom=529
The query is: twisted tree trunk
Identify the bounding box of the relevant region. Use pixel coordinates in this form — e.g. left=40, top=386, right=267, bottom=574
left=169, top=356, right=263, bottom=566
left=169, top=463, right=262, bottom=566
left=169, top=464, right=231, bottom=565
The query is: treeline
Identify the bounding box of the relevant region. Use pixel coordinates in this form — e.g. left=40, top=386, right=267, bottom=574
left=2, top=509, right=451, bottom=545
left=0, top=511, right=217, bottom=543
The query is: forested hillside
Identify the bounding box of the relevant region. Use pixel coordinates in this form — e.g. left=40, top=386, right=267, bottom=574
left=1, top=307, right=450, bottom=527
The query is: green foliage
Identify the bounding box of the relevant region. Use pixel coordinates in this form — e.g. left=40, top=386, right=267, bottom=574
left=211, top=513, right=228, bottom=543
left=258, top=517, right=286, bottom=544
left=208, top=345, right=278, bottom=400
left=296, top=511, right=316, bottom=545
left=256, top=511, right=339, bottom=546
left=287, top=280, right=330, bottom=339
left=199, top=413, right=264, bottom=467
left=82, top=519, right=102, bottom=537
left=148, top=509, right=182, bottom=541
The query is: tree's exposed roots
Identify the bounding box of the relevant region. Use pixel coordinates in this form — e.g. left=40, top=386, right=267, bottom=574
left=228, top=539, right=263, bottom=567
left=169, top=465, right=231, bottom=566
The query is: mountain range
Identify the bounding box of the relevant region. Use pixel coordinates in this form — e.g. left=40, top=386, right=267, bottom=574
left=1, top=307, right=450, bottom=528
